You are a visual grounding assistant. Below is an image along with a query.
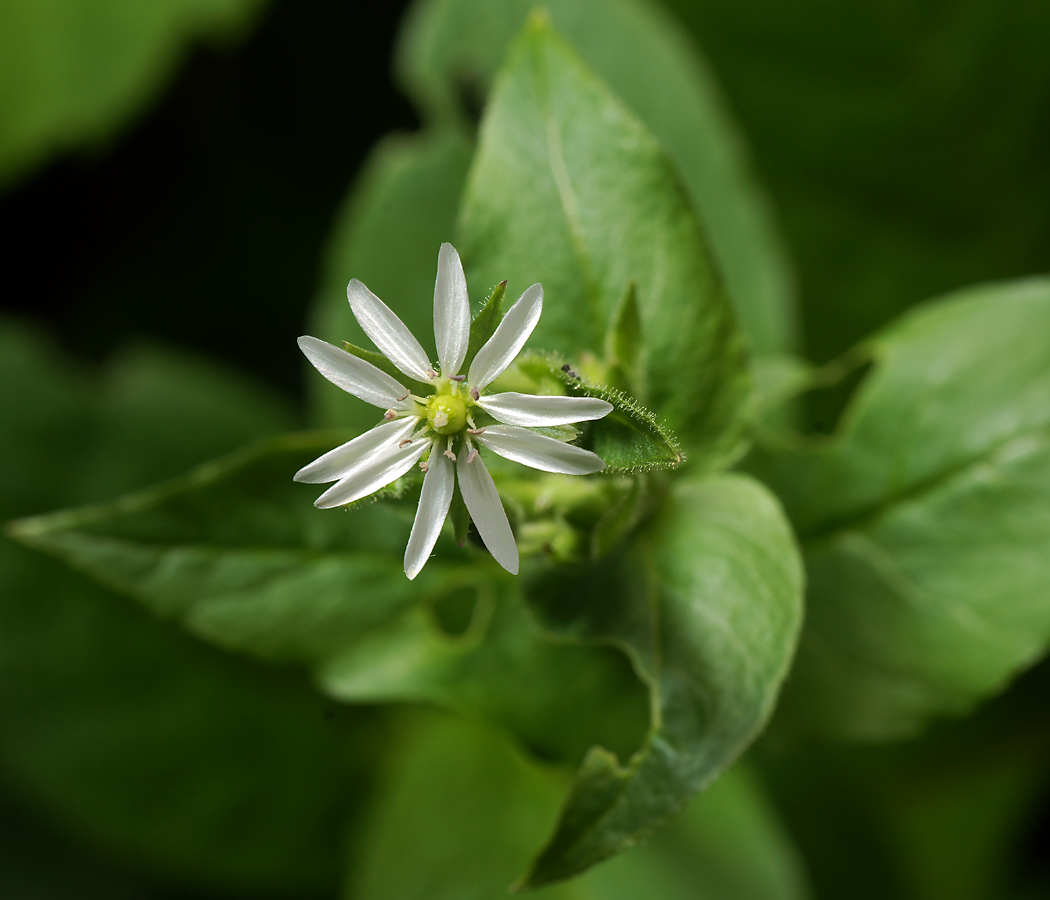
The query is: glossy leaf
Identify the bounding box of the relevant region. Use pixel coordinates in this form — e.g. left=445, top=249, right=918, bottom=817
left=457, top=18, right=750, bottom=464
left=522, top=472, right=804, bottom=884
left=398, top=0, right=797, bottom=356
left=749, top=279, right=1050, bottom=740
left=0, top=0, right=265, bottom=190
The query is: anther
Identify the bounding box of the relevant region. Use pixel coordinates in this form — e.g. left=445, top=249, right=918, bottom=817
left=467, top=448, right=478, bottom=464
left=469, top=387, right=480, bottom=401
left=419, top=460, right=429, bottom=473
left=443, top=436, right=457, bottom=461
left=426, top=368, right=438, bottom=379
left=450, top=374, right=466, bottom=382
left=383, top=409, right=397, bottom=421
left=399, top=439, right=414, bottom=448
left=396, top=391, right=411, bottom=402
left=467, top=427, right=485, bottom=435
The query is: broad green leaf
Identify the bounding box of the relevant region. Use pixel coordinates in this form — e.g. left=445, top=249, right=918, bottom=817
left=349, top=711, right=811, bottom=900
left=514, top=352, right=683, bottom=474
left=0, top=0, right=266, bottom=190
left=749, top=279, right=1050, bottom=740
left=398, top=0, right=797, bottom=356
left=10, top=431, right=653, bottom=770
left=308, top=130, right=473, bottom=431
left=522, top=472, right=803, bottom=885
left=0, top=319, right=367, bottom=894
left=457, top=18, right=750, bottom=464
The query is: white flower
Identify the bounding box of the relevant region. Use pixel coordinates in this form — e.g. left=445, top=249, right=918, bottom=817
left=296, top=243, right=612, bottom=579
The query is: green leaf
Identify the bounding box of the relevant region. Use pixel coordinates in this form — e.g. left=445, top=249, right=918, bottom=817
left=308, top=130, right=473, bottom=431
left=0, top=0, right=266, bottom=190
left=456, top=17, right=750, bottom=464
left=10, top=429, right=653, bottom=771
left=0, top=319, right=367, bottom=894
left=398, top=0, right=797, bottom=356
left=521, top=472, right=804, bottom=885
left=8, top=433, right=457, bottom=663
left=749, top=279, right=1050, bottom=741
left=514, top=351, right=682, bottom=474
left=348, top=711, right=811, bottom=900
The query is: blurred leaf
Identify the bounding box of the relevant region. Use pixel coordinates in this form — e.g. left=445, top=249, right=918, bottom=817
left=759, top=659, right=1050, bottom=900
left=398, top=0, right=797, bottom=356
left=663, top=0, right=1050, bottom=364
left=523, top=472, right=803, bottom=885
left=0, top=318, right=367, bottom=895
left=515, top=352, right=683, bottom=474
left=749, top=279, right=1050, bottom=741
left=0, top=0, right=267, bottom=190
left=11, top=432, right=653, bottom=771
left=348, top=711, right=810, bottom=900
left=308, top=130, right=473, bottom=431
left=457, top=17, right=750, bottom=464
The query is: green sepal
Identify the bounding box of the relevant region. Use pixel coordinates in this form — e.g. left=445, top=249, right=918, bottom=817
left=464, top=280, right=507, bottom=370
left=603, top=280, right=646, bottom=398
left=516, top=352, right=683, bottom=474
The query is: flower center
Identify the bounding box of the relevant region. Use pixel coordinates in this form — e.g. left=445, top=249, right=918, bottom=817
left=426, top=391, right=468, bottom=435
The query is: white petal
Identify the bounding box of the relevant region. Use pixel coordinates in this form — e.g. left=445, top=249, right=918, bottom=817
left=347, top=279, right=433, bottom=381
left=298, top=336, right=413, bottom=409
left=404, top=448, right=454, bottom=580
left=295, top=417, right=418, bottom=484
left=433, top=243, right=470, bottom=378
left=314, top=434, right=428, bottom=509
left=457, top=450, right=518, bottom=575
left=467, top=283, right=543, bottom=391
left=473, top=425, right=605, bottom=475
left=477, top=392, right=613, bottom=427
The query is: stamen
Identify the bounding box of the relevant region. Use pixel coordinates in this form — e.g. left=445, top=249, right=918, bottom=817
left=396, top=391, right=411, bottom=402
left=467, top=448, right=478, bottom=464
left=426, top=368, right=438, bottom=379
left=466, top=414, right=477, bottom=429
left=449, top=374, right=466, bottom=382
left=419, top=460, right=429, bottom=473
left=399, top=439, right=414, bottom=448
left=442, top=436, right=457, bottom=461
left=469, top=387, right=480, bottom=401
left=467, top=427, right=485, bottom=435
left=383, top=409, right=397, bottom=421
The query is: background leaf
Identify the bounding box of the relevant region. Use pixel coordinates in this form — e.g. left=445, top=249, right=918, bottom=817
left=0, top=317, right=371, bottom=896
left=398, top=0, right=797, bottom=357
left=0, top=0, right=267, bottom=190
left=749, top=279, right=1050, bottom=740
left=523, top=472, right=803, bottom=884
left=457, top=17, right=749, bottom=464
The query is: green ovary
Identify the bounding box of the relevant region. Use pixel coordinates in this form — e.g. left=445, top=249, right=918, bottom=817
left=426, top=392, right=468, bottom=435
